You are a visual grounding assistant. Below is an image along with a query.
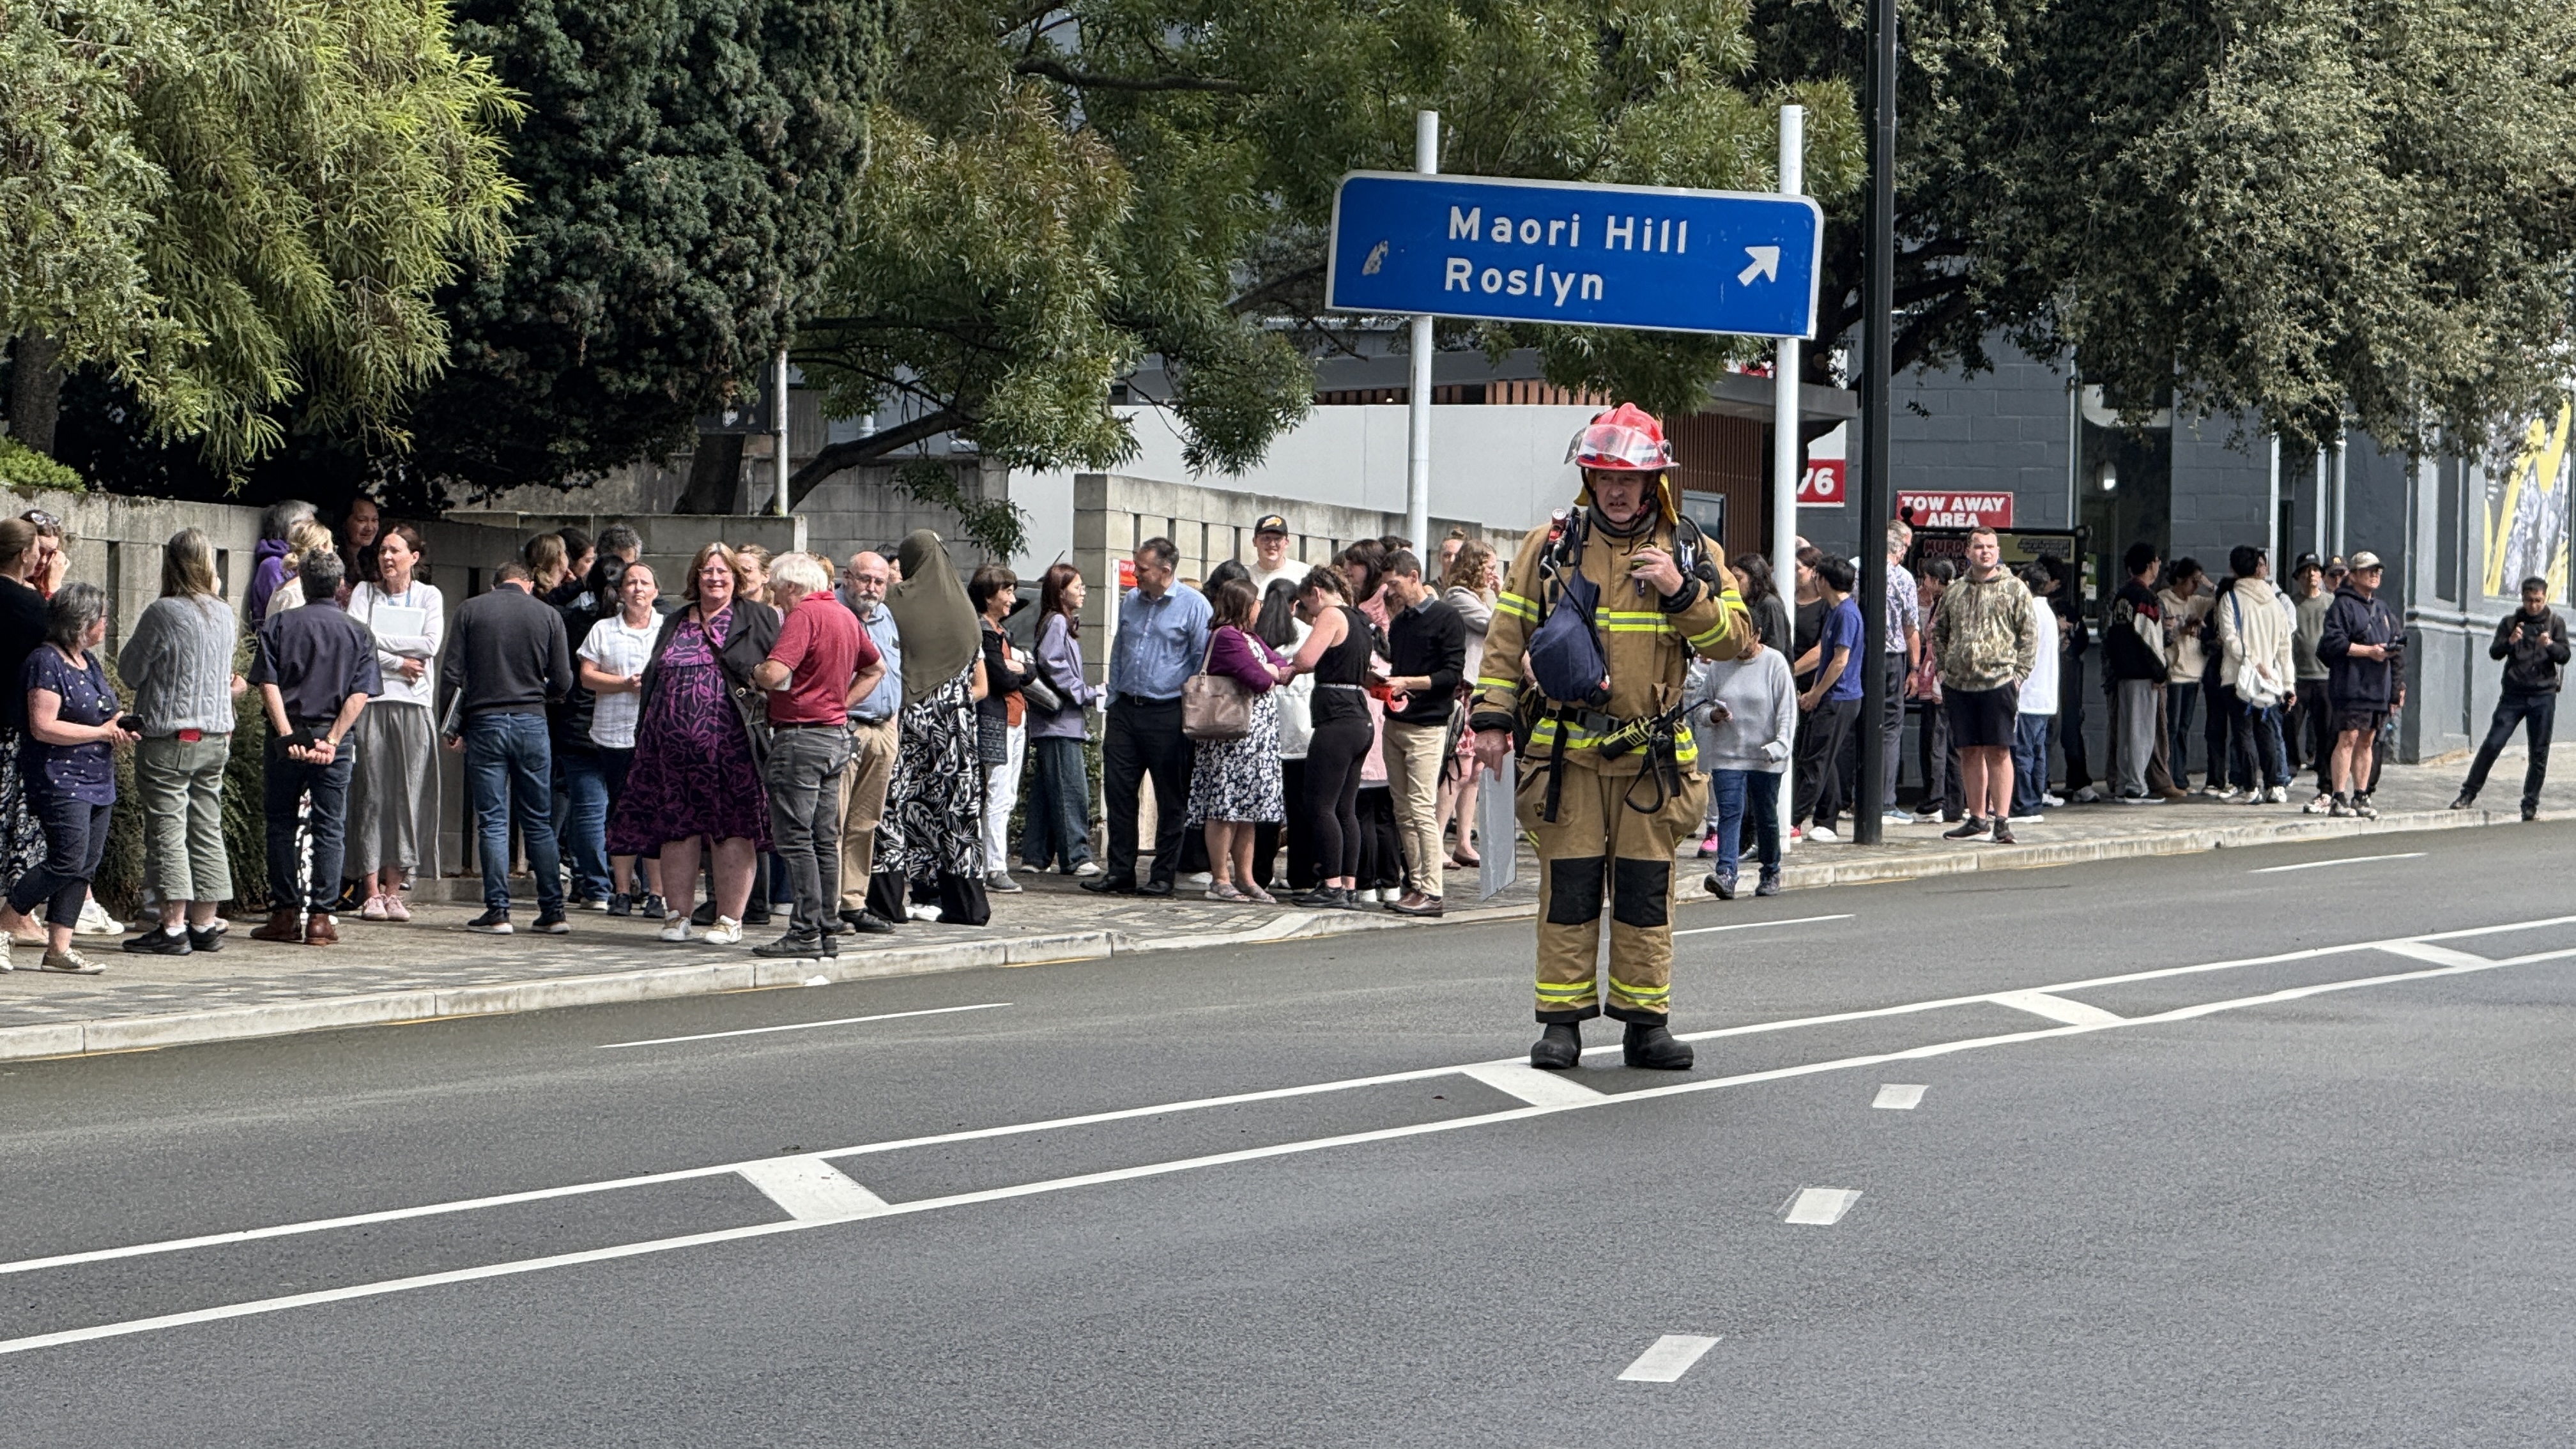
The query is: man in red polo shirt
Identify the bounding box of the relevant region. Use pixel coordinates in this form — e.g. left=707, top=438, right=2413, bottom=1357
left=751, top=553, right=873, bottom=958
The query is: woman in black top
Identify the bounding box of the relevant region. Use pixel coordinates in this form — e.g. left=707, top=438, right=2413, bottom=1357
left=969, top=564, right=1031, bottom=893
left=1283, top=567, right=1371, bottom=909
left=0, top=519, right=54, bottom=891
left=1734, top=553, right=1793, bottom=655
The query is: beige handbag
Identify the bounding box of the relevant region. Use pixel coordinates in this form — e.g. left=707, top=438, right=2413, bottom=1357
left=1181, top=632, right=1252, bottom=742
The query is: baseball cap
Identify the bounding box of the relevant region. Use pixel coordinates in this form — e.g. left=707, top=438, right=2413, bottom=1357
left=2292, top=551, right=2322, bottom=574
left=1254, top=514, right=1289, bottom=537
left=2348, top=550, right=2383, bottom=571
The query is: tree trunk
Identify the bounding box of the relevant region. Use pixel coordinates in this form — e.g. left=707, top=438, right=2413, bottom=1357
left=673, top=433, right=745, bottom=514
left=7, top=332, right=65, bottom=457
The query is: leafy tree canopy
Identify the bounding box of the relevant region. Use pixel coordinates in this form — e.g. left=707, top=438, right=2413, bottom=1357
left=790, top=0, right=1864, bottom=495
left=2, top=0, right=521, bottom=473
left=1751, top=0, right=2576, bottom=454
left=399, top=0, right=887, bottom=494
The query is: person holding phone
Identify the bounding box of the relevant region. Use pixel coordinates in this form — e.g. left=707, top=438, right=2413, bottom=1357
left=2450, top=574, right=2569, bottom=820
left=0, top=584, right=136, bottom=972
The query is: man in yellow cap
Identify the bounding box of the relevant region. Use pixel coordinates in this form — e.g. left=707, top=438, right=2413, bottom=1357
left=1469, top=403, right=1749, bottom=1071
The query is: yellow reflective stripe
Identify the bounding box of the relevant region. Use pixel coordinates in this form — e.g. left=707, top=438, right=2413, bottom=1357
left=1535, top=981, right=1598, bottom=999
left=1495, top=592, right=1540, bottom=621
left=1476, top=675, right=1521, bottom=691
left=1673, top=734, right=1698, bottom=763
left=1717, top=588, right=1745, bottom=605
left=1607, top=976, right=1671, bottom=1001
left=1526, top=718, right=1602, bottom=749
left=1688, top=622, right=1733, bottom=648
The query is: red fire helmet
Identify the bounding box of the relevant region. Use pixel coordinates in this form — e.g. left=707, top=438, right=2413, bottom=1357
left=1565, top=402, right=1673, bottom=471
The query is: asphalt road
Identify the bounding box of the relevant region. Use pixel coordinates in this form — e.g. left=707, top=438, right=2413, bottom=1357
left=5, top=824, right=2575, bottom=1446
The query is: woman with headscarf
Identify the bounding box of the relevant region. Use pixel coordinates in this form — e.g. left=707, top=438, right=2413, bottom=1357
left=873, top=530, right=991, bottom=926
left=606, top=542, right=780, bottom=945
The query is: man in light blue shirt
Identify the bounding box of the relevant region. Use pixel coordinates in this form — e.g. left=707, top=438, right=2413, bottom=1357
left=1084, top=537, right=1211, bottom=896
left=837, top=551, right=902, bottom=932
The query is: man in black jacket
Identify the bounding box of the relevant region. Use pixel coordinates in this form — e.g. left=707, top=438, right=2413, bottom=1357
left=2450, top=576, right=2569, bottom=820
left=2103, top=541, right=2167, bottom=803
left=438, top=562, right=576, bottom=933
left=2317, top=551, right=2404, bottom=819
left=1380, top=550, right=1466, bottom=917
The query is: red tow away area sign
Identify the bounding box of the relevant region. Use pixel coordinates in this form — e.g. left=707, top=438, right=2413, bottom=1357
left=1897, top=491, right=2013, bottom=528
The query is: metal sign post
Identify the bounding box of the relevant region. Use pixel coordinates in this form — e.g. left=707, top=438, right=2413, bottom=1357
left=1406, top=112, right=1438, bottom=555
left=1774, top=105, right=1804, bottom=854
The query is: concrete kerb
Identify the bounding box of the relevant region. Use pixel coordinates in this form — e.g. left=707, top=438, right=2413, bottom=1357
left=0, top=806, right=2513, bottom=1062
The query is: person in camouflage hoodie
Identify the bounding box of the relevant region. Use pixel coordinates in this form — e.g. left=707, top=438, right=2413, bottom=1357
left=1928, top=527, right=2039, bottom=842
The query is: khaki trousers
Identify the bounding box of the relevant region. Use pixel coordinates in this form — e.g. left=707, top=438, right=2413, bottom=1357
left=837, top=719, right=899, bottom=914
left=1517, top=755, right=1705, bottom=1023
left=1381, top=718, right=1448, bottom=898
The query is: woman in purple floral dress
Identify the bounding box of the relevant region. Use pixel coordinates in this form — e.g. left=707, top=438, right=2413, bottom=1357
left=606, top=542, right=779, bottom=946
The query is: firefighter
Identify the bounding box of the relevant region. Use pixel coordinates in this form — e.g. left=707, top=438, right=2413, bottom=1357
left=1469, top=403, right=1748, bottom=1071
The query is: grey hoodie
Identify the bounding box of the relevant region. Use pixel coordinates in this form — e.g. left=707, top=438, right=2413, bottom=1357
left=1686, top=648, right=1797, bottom=773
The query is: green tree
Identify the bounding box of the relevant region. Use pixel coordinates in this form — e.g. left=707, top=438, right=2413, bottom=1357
left=398, top=0, right=886, bottom=499
left=1747, top=0, right=2576, bottom=452
left=1, top=0, right=522, bottom=472
left=788, top=0, right=1862, bottom=496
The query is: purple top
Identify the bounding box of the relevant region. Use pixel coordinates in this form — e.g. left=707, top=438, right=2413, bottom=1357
left=1029, top=611, right=1098, bottom=741
left=1207, top=625, right=1284, bottom=693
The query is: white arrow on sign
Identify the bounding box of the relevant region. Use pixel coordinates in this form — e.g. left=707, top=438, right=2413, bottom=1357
left=1737, top=246, right=1781, bottom=286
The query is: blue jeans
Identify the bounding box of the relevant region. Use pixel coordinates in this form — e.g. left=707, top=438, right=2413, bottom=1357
left=466, top=712, right=562, bottom=916
left=1020, top=734, right=1095, bottom=872
left=2240, top=701, right=2290, bottom=788
left=264, top=739, right=353, bottom=914
left=2166, top=680, right=2199, bottom=780
left=2012, top=713, right=2051, bottom=816
left=559, top=746, right=612, bottom=901
left=1710, top=769, right=1781, bottom=876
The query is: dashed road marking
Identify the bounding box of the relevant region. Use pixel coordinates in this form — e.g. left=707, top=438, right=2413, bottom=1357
left=1675, top=914, right=1854, bottom=937
left=1990, top=990, right=2123, bottom=1027
left=2375, top=940, right=2493, bottom=969
left=1460, top=1061, right=1607, bottom=1108
left=737, top=1157, right=891, bottom=1222
left=2249, top=852, right=2426, bottom=874
left=1618, top=1334, right=1721, bottom=1382
left=1872, top=1084, right=1926, bottom=1110
left=1782, top=1188, right=1861, bottom=1225
left=595, top=1002, right=1011, bottom=1050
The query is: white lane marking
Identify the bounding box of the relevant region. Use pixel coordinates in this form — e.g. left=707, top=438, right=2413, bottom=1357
left=24, top=917, right=2576, bottom=1284
left=1460, top=1061, right=1607, bottom=1108
left=1618, top=1334, right=1721, bottom=1382
left=2249, top=852, right=2427, bottom=874
left=1871, top=1084, right=1926, bottom=1110
left=737, top=1157, right=891, bottom=1222
left=1989, top=990, right=2124, bottom=1028
left=595, top=1002, right=1011, bottom=1050
left=1782, top=1188, right=1860, bottom=1225
left=2375, top=941, right=2494, bottom=969
left=8, top=942, right=2568, bottom=1358
left=1674, top=913, right=1855, bottom=937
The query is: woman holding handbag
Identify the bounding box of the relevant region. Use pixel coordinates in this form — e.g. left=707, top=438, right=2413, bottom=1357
left=1186, top=578, right=1290, bottom=902
left=604, top=542, right=778, bottom=946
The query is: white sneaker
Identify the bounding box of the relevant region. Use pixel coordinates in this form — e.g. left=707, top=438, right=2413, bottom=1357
left=659, top=916, right=692, bottom=943
left=1807, top=826, right=1839, bottom=843
left=2071, top=787, right=2103, bottom=804
left=702, top=916, right=743, bottom=946
left=2010, top=811, right=2046, bottom=824
left=2302, top=792, right=2333, bottom=814
left=2264, top=786, right=2289, bottom=804
left=1882, top=809, right=1915, bottom=824
left=1072, top=861, right=1103, bottom=878
left=2040, top=793, right=2066, bottom=808
left=75, top=898, right=118, bottom=937
left=2219, top=788, right=2250, bottom=804
left=912, top=902, right=944, bottom=921
left=1188, top=872, right=1213, bottom=886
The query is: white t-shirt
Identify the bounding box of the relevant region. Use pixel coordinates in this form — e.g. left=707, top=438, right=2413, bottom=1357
left=347, top=579, right=445, bottom=709
left=1250, top=558, right=1310, bottom=600
left=579, top=614, right=660, bottom=749
left=2019, top=596, right=2060, bottom=716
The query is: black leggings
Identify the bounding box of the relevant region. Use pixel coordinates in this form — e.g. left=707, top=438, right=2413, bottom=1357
left=1303, top=717, right=1371, bottom=881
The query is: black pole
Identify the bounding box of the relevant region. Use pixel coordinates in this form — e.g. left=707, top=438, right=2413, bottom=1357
left=1855, top=0, right=1896, bottom=843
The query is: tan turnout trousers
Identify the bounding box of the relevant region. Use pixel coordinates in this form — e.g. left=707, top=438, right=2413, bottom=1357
left=1517, top=753, right=1706, bottom=1023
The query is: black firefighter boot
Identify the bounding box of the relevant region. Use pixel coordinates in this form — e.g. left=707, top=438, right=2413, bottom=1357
left=1529, top=1022, right=1583, bottom=1070
left=1623, top=1020, right=1694, bottom=1071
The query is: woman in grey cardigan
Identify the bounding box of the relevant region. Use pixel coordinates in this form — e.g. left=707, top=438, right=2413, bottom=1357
left=116, top=528, right=244, bottom=955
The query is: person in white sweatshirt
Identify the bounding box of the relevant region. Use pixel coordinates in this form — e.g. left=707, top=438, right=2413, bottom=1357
left=2214, top=542, right=2297, bottom=802
left=1689, top=637, right=1797, bottom=900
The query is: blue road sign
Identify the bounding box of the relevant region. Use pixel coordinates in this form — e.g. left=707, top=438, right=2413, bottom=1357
left=1326, top=172, right=1822, bottom=339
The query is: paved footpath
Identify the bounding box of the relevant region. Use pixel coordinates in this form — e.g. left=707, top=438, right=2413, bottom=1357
left=0, top=740, right=2554, bottom=1060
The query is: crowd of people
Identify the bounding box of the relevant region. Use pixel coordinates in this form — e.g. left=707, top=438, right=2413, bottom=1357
left=0, top=487, right=2549, bottom=975
left=1703, top=526, right=2460, bottom=878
